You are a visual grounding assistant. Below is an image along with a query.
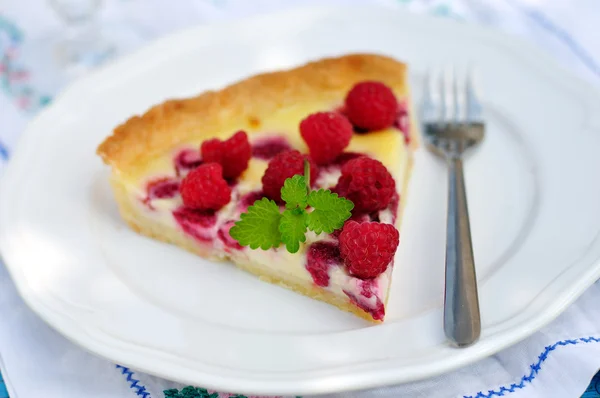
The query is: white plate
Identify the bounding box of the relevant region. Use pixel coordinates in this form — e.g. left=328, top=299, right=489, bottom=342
left=2, top=5, right=600, bottom=396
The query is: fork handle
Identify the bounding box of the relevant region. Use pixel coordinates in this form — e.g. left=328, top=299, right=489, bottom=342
left=444, top=155, right=481, bottom=347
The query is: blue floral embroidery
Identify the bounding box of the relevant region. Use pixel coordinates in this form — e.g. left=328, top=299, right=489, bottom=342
left=464, top=336, right=600, bottom=397
left=116, top=365, right=151, bottom=398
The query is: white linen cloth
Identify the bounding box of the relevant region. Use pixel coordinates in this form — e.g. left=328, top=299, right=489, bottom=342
left=1, top=1, right=600, bottom=397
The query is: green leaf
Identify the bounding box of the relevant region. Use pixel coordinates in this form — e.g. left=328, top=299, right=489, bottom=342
left=280, top=175, right=308, bottom=209
left=229, top=198, right=282, bottom=250
left=279, top=208, right=308, bottom=253
left=307, top=189, right=354, bottom=234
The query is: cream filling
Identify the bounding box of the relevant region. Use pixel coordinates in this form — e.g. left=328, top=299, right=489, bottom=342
left=131, top=131, right=410, bottom=315
left=137, top=167, right=403, bottom=314
left=316, top=168, right=342, bottom=189
left=229, top=235, right=393, bottom=312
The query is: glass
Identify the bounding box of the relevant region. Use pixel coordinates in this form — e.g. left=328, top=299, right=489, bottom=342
left=48, top=0, right=114, bottom=72
left=17, top=0, right=144, bottom=98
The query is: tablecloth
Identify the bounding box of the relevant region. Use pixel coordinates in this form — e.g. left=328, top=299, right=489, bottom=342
left=1, top=1, right=600, bottom=397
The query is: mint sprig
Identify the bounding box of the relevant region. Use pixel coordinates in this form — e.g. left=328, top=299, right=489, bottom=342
left=281, top=175, right=307, bottom=209
left=279, top=208, right=308, bottom=253
left=230, top=160, right=354, bottom=253
left=307, top=189, right=354, bottom=234
left=229, top=198, right=282, bottom=250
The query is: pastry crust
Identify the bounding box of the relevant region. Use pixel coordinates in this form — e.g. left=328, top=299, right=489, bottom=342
left=107, top=149, right=414, bottom=323
left=96, top=53, right=408, bottom=174
left=97, top=53, right=417, bottom=323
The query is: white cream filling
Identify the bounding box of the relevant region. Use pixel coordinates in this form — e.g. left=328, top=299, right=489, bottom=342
left=135, top=141, right=409, bottom=316
left=316, top=168, right=342, bottom=189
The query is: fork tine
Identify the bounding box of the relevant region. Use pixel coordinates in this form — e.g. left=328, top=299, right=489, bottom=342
left=421, top=69, right=439, bottom=124
left=440, top=67, right=452, bottom=125
left=466, top=65, right=483, bottom=122
left=453, top=67, right=466, bottom=124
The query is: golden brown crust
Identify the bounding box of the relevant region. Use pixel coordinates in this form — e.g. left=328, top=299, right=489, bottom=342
left=242, top=263, right=383, bottom=323
left=98, top=53, right=416, bottom=322
left=97, top=53, right=408, bottom=173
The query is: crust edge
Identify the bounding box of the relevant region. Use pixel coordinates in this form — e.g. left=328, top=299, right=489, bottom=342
left=96, top=53, right=408, bottom=173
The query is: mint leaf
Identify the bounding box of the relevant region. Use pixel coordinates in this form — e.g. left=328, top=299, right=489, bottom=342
left=229, top=198, right=282, bottom=250
left=280, top=175, right=308, bottom=209
left=232, top=174, right=353, bottom=254
left=279, top=208, right=308, bottom=253
left=307, top=189, right=354, bottom=234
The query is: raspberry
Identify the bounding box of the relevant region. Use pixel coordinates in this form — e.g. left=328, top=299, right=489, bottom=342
left=174, top=149, right=203, bottom=176
left=332, top=151, right=364, bottom=166
left=305, top=242, right=342, bottom=287
left=393, top=101, right=411, bottom=143
left=300, top=112, right=353, bottom=165
left=335, top=156, right=395, bottom=213
left=179, top=163, right=231, bottom=210
left=143, top=178, right=180, bottom=209
left=251, top=136, right=292, bottom=160
left=261, top=150, right=317, bottom=202
left=218, top=221, right=243, bottom=250
left=146, top=178, right=180, bottom=200
left=173, top=206, right=218, bottom=242
left=339, top=221, right=399, bottom=279
left=201, top=131, right=251, bottom=179
left=345, top=81, right=398, bottom=131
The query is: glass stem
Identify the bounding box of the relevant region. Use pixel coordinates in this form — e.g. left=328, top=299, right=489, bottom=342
left=54, top=9, right=112, bottom=70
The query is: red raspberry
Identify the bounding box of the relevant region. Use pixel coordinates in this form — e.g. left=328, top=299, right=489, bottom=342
left=306, top=242, right=342, bottom=287
left=261, top=150, right=317, bottom=202
left=201, top=131, right=251, bottom=179
left=345, top=81, right=398, bottom=131
left=300, top=112, right=353, bottom=165
left=339, top=221, right=399, bottom=279
left=180, top=163, right=231, bottom=210
left=335, top=156, right=395, bottom=213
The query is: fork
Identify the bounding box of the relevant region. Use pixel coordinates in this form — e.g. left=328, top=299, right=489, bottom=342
left=421, top=68, right=484, bottom=347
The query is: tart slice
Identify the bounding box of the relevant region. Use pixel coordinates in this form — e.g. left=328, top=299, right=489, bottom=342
left=97, top=53, right=417, bottom=322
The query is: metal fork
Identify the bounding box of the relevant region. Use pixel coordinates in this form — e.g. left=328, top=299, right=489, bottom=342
left=421, top=68, right=484, bottom=347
